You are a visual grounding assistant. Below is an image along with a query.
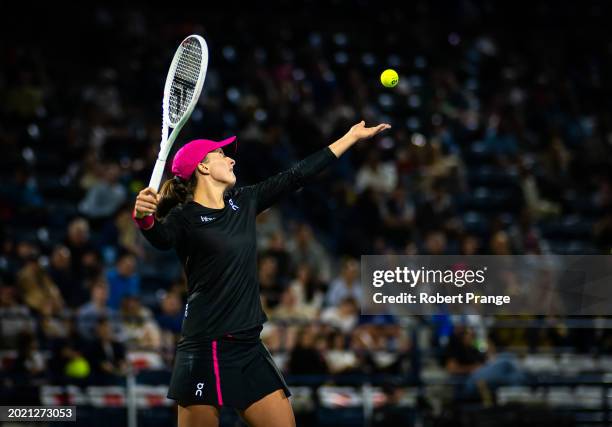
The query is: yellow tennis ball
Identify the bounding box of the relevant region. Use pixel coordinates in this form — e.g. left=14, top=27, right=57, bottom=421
left=65, top=357, right=90, bottom=378
left=380, top=69, right=399, bottom=88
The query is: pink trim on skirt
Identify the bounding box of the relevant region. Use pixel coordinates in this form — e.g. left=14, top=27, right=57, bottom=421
left=212, top=340, right=223, bottom=406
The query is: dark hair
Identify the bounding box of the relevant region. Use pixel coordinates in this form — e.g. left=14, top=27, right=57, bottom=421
left=88, top=275, right=107, bottom=290
left=156, top=173, right=198, bottom=219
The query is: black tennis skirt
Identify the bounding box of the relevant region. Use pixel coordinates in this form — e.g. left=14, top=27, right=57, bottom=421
left=167, top=326, right=291, bottom=410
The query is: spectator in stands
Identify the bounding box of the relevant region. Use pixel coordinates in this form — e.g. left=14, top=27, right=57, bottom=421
left=350, top=187, right=385, bottom=249
left=320, top=296, right=359, bottom=334
left=271, top=288, right=312, bottom=323
left=380, top=185, right=415, bottom=248
left=156, top=291, right=184, bottom=336
left=78, top=162, right=127, bottom=220
left=489, top=230, right=513, bottom=255
left=489, top=315, right=529, bottom=351
left=64, top=218, right=97, bottom=282
left=395, top=141, right=419, bottom=188
left=446, top=332, right=529, bottom=400
left=12, top=331, right=46, bottom=385
left=115, top=208, right=145, bottom=257
left=155, top=290, right=184, bottom=363
left=288, top=263, right=325, bottom=318
left=483, top=113, right=519, bottom=159
left=260, top=230, right=294, bottom=286
left=255, top=207, right=283, bottom=250
left=508, top=209, right=546, bottom=255
left=79, top=149, right=103, bottom=191
left=325, top=257, right=361, bottom=307
left=47, top=244, right=86, bottom=308
left=460, top=234, right=481, bottom=255
left=16, top=252, right=64, bottom=316
left=14, top=240, right=39, bottom=271
left=270, top=289, right=314, bottom=351
left=421, top=141, right=465, bottom=194
left=415, top=180, right=458, bottom=234
left=119, top=295, right=161, bottom=351
left=443, top=326, right=485, bottom=375
left=10, top=167, right=44, bottom=209
left=87, top=318, right=127, bottom=385
left=100, top=208, right=145, bottom=259
left=325, top=330, right=359, bottom=374
left=287, top=326, right=328, bottom=375
left=355, top=149, right=398, bottom=195
left=462, top=353, right=529, bottom=401
left=258, top=254, right=284, bottom=309
left=355, top=314, right=402, bottom=352
left=351, top=314, right=413, bottom=375
left=287, top=223, right=331, bottom=283
left=168, top=275, right=188, bottom=301
left=0, top=284, right=35, bottom=349
left=541, top=136, right=572, bottom=188
left=81, top=249, right=104, bottom=282
left=77, top=276, right=121, bottom=340
left=519, top=161, right=560, bottom=220
left=106, top=251, right=140, bottom=310
left=38, top=301, right=69, bottom=349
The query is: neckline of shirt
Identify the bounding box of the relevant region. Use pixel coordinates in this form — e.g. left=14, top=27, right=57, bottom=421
left=187, top=200, right=226, bottom=212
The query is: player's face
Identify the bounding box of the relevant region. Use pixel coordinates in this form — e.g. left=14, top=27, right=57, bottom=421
left=204, top=148, right=236, bottom=186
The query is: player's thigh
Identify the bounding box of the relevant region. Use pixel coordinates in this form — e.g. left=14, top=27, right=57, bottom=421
left=239, top=389, right=295, bottom=427
left=178, top=404, right=220, bottom=427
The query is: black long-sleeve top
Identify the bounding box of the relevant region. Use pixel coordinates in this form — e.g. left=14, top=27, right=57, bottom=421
left=140, top=147, right=336, bottom=349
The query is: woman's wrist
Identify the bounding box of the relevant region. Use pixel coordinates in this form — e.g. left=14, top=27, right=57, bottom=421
left=328, top=121, right=391, bottom=157
left=132, top=209, right=154, bottom=230
left=329, top=134, right=357, bottom=158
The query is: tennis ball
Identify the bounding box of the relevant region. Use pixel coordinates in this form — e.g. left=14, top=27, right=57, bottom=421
left=380, top=69, right=399, bottom=88
left=65, top=356, right=90, bottom=378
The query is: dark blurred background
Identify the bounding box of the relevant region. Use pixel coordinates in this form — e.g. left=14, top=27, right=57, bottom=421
left=1, top=1, right=611, bottom=426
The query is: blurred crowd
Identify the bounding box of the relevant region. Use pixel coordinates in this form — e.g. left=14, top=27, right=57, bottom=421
left=1, top=0, right=611, bottom=393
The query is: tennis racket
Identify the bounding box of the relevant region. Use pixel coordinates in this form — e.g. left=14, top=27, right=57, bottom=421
left=148, top=34, right=209, bottom=191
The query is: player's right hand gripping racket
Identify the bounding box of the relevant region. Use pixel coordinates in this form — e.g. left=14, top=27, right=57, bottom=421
left=148, top=34, right=209, bottom=191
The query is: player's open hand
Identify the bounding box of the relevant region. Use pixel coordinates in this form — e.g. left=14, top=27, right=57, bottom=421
left=134, top=187, right=160, bottom=218
left=347, top=121, right=391, bottom=143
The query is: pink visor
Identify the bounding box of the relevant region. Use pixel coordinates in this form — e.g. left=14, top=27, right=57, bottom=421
left=171, top=136, right=237, bottom=180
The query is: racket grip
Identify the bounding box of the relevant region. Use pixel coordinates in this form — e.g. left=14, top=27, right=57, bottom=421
left=149, top=158, right=167, bottom=191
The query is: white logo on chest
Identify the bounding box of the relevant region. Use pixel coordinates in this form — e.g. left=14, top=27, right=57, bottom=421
left=200, top=216, right=214, bottom=223
left=229, top=199, right=239, bottom=211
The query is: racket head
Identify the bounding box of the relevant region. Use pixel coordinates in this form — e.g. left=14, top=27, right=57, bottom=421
left=162, top=35, right=209, bottom=132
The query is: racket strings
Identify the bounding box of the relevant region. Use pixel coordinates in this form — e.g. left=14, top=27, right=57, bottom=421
left=168, top=39, right=203, bottom=125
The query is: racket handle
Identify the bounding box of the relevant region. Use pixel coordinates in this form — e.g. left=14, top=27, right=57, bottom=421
left=149, top=158, right=167, bottom=191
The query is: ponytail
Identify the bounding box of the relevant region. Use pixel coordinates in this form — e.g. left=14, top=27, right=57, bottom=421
left=156, top=174, right=197, bottom=219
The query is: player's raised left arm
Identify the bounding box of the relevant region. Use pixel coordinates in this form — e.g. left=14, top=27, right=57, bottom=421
left=249, top=121, right=390, bottom=214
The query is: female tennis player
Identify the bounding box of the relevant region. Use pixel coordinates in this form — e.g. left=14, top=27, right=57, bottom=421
left=133, top=120, right=390, bottom=427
